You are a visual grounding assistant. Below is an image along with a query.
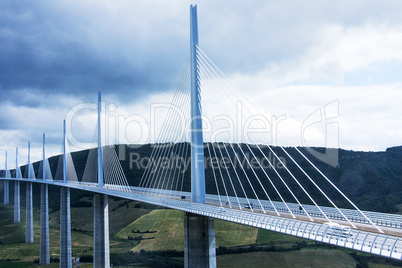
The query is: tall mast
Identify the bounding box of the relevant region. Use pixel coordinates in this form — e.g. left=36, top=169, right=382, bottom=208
left=43, top=133, right=46, bottom=180
left=5, top=151, right=8, bottom=179
left=98, top=92, right=104, bottom=189
left=28, top=142, right=31, bottom=180
left=190, top=4, right=206, bottom=203
left=15, top=147, right=19, bottom=178
left=63, top=120, right=67, bottom=183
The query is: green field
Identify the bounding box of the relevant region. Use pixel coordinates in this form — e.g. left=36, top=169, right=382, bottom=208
left=0, top=199, right=150, bottom=261
left=257, top=228, right=304, bottom=244
left=217, top=249, right=358, bottom=268
left=117, top=209, right=185, bottom=252
left=0, top=261, right=93, bottom=268
left=117, top=209, right=261, bottom=252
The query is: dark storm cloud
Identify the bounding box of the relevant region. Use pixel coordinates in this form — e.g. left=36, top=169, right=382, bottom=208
left=2, top=0, right=402, bottom=108
left=0, top=1, right=188, bottom=105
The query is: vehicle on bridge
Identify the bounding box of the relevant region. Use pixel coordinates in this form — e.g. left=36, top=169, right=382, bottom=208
left=323, top=222, right=352, bottom=238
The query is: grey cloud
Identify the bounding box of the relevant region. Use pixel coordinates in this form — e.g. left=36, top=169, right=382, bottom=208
left=0, top=1, right=189, bottom=105
left=2, top=0, right=402, bottom=107
left=198, top=0, right=402, bottom=75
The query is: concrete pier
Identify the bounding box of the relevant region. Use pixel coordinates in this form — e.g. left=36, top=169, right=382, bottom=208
left=25, top=182, right=34, bottom=243
left=60, top=187, right=72, bottom=268
left=184, top=213, right=216, bottom=268
left=94, top=194, right=110, bottom=268
left=14, top=181, right=20, bottom=223
left=40, top=184, right=50, bottom=265
left=3, top=180, right=9, bottom=205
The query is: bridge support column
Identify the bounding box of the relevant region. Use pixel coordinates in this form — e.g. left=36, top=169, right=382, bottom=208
left=14, top=181, right=20, bottom=223
left=60, top=187, right=72, bottom=268
left=25, top=182, right=33, bottom=243
left=40, top=184, right=50, bottom=265
left=3, top=180, right=9, bottom=205
left=94, top=194, right=110, bottom=268
left=186, top=5, right=216, bottom=267
left=184, top=213, right=216, bottom=268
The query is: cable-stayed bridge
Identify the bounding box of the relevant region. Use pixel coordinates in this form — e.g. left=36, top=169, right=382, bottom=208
left=1, top=5, right=402, bottom=268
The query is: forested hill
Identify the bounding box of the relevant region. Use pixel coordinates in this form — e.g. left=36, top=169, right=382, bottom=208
left=6, top=144, right=402, bottom=214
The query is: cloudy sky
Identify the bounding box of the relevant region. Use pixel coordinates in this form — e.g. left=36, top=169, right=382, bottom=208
left=1, top=0, right=402, bottom=166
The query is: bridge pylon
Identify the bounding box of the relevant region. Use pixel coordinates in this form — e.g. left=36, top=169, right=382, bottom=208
left=185, top=5, right=216, bottom=268
left=60, top=120, right=72, bottom=268
left=97, top=92, right=104, bottom=190
left=3, top=151, right=9, bottom=205
left=93, top=92, right=110, bottom=268
left=25, top=142, right=34, bottom=244
left=190, top=4, right=205, bottom=205
left=14, top=147, right=20, bottom=223
left=40, top=133, right=50, bottom=265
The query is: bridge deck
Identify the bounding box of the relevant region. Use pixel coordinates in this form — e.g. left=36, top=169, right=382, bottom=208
left=1, top=177, right=402, bottom=260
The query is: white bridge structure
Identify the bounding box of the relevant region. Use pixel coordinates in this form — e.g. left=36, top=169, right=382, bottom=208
left=1, top=5, right=402, bottom=268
